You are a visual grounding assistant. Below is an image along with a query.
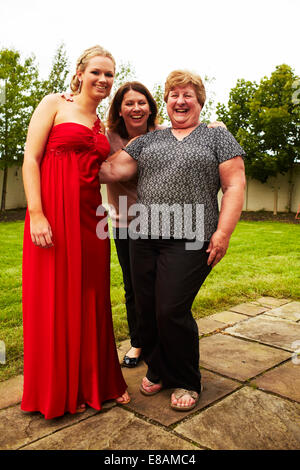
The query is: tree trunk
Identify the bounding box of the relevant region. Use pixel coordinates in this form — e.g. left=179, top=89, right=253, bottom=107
left=1, top=166, right=8, bottom=213
left=287, top=166, right=294, bottom=213
left=245, top=176, right=249, bottom=211
left=273, top=186, right=278, bottom=215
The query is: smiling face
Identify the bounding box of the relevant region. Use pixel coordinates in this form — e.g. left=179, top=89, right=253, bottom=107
left=166, top=84, right=202, bottom=128
left=119, top=89, right=151, bottom=136
left=77, top=55, right=115, bottom=101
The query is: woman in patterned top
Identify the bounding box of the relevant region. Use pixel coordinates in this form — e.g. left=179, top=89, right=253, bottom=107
left=99, top=70, right=246, bottom=411
left=105, top=82, right=225, bottom=370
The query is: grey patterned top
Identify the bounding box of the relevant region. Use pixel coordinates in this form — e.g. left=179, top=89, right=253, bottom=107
left=124, top=124, right=245, bottom=240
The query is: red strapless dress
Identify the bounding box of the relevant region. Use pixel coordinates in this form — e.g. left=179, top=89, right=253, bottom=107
left=21, top=121, right=127, bottom=419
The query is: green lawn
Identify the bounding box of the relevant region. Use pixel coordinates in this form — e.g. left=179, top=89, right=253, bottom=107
left=0, top=220, right=299, bottom=382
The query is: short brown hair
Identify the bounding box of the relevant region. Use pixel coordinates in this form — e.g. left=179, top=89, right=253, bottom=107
left=164, top=70, right=206, bottom=108
left=107, top=81, right=158, bottom=139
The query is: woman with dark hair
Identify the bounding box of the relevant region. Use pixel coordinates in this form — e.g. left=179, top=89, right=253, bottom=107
left=106, top=81, right=160, bottom=368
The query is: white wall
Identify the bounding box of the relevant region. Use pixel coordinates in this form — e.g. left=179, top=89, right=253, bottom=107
left=0, top=166, right=27, bottom=210
left=1, top=164, right=300, bottom=213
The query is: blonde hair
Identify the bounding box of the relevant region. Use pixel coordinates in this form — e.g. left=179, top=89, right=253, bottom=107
left=164, top=70, right=206, bottom=107
left=70, top=45, right=116, bottom=94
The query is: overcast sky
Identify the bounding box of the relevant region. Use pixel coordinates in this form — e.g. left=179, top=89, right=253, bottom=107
left=1, top=0, right=299, bottom=118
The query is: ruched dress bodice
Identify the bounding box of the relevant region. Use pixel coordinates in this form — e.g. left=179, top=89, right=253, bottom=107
left=44, top=121, right=109, bottom=187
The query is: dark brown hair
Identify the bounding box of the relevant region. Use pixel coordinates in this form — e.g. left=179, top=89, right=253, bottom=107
left=107, top=81, right=158, bottom=138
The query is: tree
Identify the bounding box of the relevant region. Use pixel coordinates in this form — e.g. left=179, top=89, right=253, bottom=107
left=216, top=65, right=300, bottom=212
left=201, top=75, right=217, bottom=124
left=152, top=83, right=169, bottom=125
left=41, top=43, right=70, bottom=96
left=0, top=49, right=41, bottom=212
left=216, top=79, right=258, bottom=135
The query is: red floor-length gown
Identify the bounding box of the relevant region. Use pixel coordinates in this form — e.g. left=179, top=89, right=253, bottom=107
left=21, top=119, right=127, bottom=419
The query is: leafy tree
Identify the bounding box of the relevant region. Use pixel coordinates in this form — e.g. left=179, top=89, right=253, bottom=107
left=216, top=65, right=300, bottom=212
left=216, top=79, right=258, bottom=135
left=201, top=75, right=217, bottom=124
left=0, top=49, right=41, bottom=212
left=152, top=82, right=169, bottom=125
left=41, top=43, right=70, bottom=96
left=250, top=65, right=299, bottom=176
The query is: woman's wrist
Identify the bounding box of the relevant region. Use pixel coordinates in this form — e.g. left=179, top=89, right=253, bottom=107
left=215, top=227, right=231, bottom=239
left=29, top=208, right=44, bottom=218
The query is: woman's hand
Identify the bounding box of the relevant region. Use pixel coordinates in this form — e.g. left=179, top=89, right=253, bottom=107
left=30, top=212, right=54, bottom=248
left=207, top=121, right=227, bottom=129
left=127, top=135, right=140, bottom=145
left=206, top=229, right=230, bottom=267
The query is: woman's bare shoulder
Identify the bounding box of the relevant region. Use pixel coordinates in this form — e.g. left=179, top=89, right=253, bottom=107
left=37, top=93, right=63, bottom=112
left=29, top=94, right=62, bottom=128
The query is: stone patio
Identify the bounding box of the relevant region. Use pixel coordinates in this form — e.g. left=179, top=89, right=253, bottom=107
left=0, top=297, right=299, bottom=450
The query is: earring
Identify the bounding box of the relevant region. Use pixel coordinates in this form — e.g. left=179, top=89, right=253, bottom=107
left=78, top=80, right=82, bottom=93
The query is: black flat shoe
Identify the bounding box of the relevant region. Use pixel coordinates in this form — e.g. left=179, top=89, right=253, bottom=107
left=122, top=354, right=142, bottom=368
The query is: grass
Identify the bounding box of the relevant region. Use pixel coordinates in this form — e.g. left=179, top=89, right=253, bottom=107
left=0, top=220, right=299, bottom=382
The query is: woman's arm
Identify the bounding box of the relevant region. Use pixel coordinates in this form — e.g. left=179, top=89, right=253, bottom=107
left=207, top=156, right=246, bottom=267
left=99, top=150, right=138, bottom=183
left=22, top=94, right=59, bottom=248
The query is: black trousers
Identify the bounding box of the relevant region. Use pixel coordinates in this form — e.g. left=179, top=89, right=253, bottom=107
left=129, top=237, right=211, bottom=393
left=113, top=227, right=141, bottom=348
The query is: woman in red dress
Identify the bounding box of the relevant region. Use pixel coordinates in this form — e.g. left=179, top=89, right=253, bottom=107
left=21, top=45, right=130, bottom=419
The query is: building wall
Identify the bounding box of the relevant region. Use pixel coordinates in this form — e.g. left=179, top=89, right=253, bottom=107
left=241, top=165, right=300, bottom=213
left=1, top=164, right=300, bottom=213
left=0, top=166, right=27, bottom=210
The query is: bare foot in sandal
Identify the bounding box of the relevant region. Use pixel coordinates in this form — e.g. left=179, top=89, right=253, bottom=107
left=76, top=404, right=86, bottom=413
left=115, top=390, right=130, bottom=405
left=140, top=377, right=162, bottom=396
left=170, top=388, right=200, bottom=411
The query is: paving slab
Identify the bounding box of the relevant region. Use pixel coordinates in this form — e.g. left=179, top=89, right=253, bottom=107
left=252, top=297, right=291, bottom=308
left=252, top=360, right=300, bottom=403
left=117, top=339, right=131, bottom=363
left=0, top=404, right=100, bottom=450
left=175, top=387, right=300, bottom=450
left=122, top=364, right=240, bottom=426
left=263, top=301, right=300, bottom=322
left=0, top=375, right=23, bottom=409
left=196, top=317, right=226, bottom=335
left=209, top=311, right=249, bottom=325
left=229, top=303, right=269, bottom=316
left=200, top=334, right=290, bottom=381
left=225, top=314, right=300, bottom=351
left=22, top=407, right=201, bottom=450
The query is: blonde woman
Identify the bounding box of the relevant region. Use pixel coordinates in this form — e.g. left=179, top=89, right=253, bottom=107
left=22, top=45, right=130, bottom=420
